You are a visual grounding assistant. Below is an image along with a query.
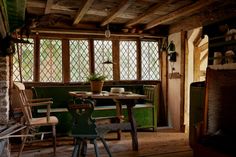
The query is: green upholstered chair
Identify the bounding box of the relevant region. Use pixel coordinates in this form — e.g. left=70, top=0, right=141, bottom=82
left=68, top=99, right=112, bottom=157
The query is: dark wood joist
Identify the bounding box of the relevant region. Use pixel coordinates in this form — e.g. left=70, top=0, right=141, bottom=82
left=168, top=2, right=236, bottom=34
left=73, top=0, right=94, bottom=25
left=44, top=0, right=53, bottom=14
left=100, top=0, right=133, bottom=27
left=144, top=0, right=215, bottom=30
left=125, top=0, right=166, bottom=28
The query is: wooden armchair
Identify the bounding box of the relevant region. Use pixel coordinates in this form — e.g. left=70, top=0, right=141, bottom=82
left=13, top=82, right=58, bottom=157
left=68, top=98, right=112, bottom=157
left=193, top=67, right=236, bottom=157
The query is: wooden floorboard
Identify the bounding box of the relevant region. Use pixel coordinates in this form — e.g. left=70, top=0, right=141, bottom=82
left=10, top=129, right=193, bottom=157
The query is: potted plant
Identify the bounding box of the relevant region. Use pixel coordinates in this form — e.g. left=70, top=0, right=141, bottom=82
left=87, top=73, right=106, bottom=94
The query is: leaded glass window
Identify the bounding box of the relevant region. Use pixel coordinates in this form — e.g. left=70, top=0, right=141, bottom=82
left=120, top=41, right=137, bottom=80
left=94, top=40, right=113, bottom=80
left=141, top=41, right=160, bottom=80
left=40, top=39, right=62, bottom=82
left=13, top=38, right=34, bottom=82
left=70, top=40, right=90, bottom=82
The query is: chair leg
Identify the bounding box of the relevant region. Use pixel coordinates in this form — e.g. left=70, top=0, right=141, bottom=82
left=92, top=139, right=100, bottom=157
left=52, top=125, right=56, bottom=156
left=18, top=127, right=29, bottom=157
left=100, top=137, right=112, bottom=157
left=72, top=138, right=82, bottom=157
left=81, top=140, right=87, bottom=157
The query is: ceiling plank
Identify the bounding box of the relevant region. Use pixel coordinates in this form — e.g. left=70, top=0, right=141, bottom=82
left=73, top=0, right=94, bottom=25
left=168, top=2, right=236, bottom=34
left=145, top=0, right=215, bottom=30
left=100, top=0, right=133, bottom=27
left=44, top=0, right=54, bottom=14
left=125, top=0, right=168, bottom=28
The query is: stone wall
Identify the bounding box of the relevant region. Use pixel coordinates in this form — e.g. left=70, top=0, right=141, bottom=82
left=0, top=56, right=10, bottom=157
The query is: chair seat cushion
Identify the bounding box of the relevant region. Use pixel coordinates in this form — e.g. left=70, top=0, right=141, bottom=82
left=30, top=116, right=58, bottom=126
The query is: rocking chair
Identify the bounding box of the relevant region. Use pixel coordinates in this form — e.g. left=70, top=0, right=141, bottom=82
left=14, top=82, right=58, bottom=157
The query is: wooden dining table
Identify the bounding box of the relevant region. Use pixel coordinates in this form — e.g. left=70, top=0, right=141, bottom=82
left=68, top=91, right=146, bottom=151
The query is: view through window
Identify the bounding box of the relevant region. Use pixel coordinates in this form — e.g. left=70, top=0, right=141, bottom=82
left=13, top=38, right=34, bottom=82
left=40, top=39, right=62, bottom=82
left=120, top=41, right=137, bottom=80
left=94, top=40, right=113, bottom=80
left=13, top=38, right=160, bottom=82
left=70, top=40, right=90, bottom=82
left=141, top=41, right=160, bottom=80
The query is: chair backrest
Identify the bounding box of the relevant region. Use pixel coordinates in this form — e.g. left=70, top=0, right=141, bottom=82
left=204, top=68, right=236, bottom=135
left=143, top=85, right=156, bottom=103
left=14, top=82, right=32, bottom=125
left=68, top=99, right=97, bottom=136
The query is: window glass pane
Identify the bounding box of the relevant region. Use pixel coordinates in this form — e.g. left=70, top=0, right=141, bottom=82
left=141, top=41, right=160, bottom=80
left=40, top=39, right=62, bottom=82
left=94, top=40, right=113, bottom=80
left=120, top=41, right=137, bottom=80
left=70, top=40, right=90, bottom=82
left=13, top=38, right=34, bottom=82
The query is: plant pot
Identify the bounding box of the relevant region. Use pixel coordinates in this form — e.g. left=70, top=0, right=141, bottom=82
left=90, top=81, right=104, bottom=94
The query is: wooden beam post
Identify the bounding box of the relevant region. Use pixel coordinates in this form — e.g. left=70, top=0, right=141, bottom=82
left=62, top=39, right=70, bottom=83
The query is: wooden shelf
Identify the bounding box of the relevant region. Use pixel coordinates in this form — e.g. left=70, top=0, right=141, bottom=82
left=209, top=40, right=236, bottom=48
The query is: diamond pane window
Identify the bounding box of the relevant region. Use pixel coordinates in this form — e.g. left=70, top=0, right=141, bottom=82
left=94, top=40, right=113, bottom=80
left=141, top=41, right=160, bottom=80
left=40, top=39, right=62, bottom=82
left=13, top=38, right=34, bottom=82
left=120, top=41, right=137, bottom=80
left=70, top=40, right=90, bottom=82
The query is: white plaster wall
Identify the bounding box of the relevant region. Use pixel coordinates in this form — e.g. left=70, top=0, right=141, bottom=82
left=168, top=32, right=181, bottom=130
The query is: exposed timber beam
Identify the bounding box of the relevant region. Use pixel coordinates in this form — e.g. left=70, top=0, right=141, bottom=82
left=31, top=28, right=164, bottom=39
left=168, top=1, right=236, bottom=34
left=73, top=0, right=94, bottom=25
left=101, top=0, right=132, bottom=27
left=125, top=0, right=168, bottom=28
left=44, top=0, right=54, bottom=14
left=145, top=0, right=215, bottom=30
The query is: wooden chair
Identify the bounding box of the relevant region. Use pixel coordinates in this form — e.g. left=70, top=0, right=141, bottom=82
left=193, top=67, right=236, bottom=157
left=13, top=82, right=58, bottom=157
left=68, top=98, right=112, bottom=157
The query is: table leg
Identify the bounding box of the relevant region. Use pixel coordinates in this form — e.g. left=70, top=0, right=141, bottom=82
left=115, top=101, right=122, bottom=140
left=127, top=105, right=138, bottom=151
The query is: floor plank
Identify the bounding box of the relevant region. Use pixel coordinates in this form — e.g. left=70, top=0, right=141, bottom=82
left=10, top=130, right=193, bottom=157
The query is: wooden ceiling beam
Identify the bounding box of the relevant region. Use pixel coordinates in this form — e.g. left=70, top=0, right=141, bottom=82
left=125, top=0, right=167, bottom=28
left=73, top=0, right=94, bottom=25
left=168, top=2, right=236, bottom=34
left=100, top=0, right=132, bottom=27
left=145, top=0, right=215, bottom=30
left=44, top=0, right=54, bottom=14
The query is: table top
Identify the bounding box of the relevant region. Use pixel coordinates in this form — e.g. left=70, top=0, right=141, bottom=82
left=69, top=91, right=146, bottom=100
